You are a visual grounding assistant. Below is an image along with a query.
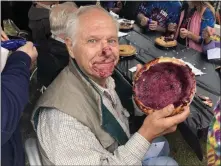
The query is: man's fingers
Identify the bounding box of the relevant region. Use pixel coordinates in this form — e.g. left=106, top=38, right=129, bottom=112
left=156, top=104, right=175, bottom=118
left=164, top=106, right=190, bottom=126
left=134, top=64, right=143, bottom=77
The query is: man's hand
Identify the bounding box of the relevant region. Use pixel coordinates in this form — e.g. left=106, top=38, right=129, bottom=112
left=149, top=20, right=158, bottom=31
left=180, top=28, right=190, bottom=39
left=17, top=42, right=38, bottom=62
left=1, top=29, right=9, bottom=41
left=134, top=64, right=190, bottom=142
left=138, top=105, right=190, bottom=142
left=137, top=13, right=149, bottom=27
left=168, top=23, right=177, bottom=32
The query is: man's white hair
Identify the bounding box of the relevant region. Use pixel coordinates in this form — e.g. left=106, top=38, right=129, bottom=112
left=49, top=2, right=78, bottom=36
left=66, top=5, right=119, bottom=46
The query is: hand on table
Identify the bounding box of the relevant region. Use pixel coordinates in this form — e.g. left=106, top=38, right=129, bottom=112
left=180, top=28, right=190, bottom=39
left=137, top=13, right=148, bottom=27
left=149, top=20, right=158, bottom=31
left=168, top=23, right=177, bottom=32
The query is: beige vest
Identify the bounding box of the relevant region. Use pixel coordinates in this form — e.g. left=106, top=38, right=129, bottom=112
left=32, top=59, right=129, bottom=165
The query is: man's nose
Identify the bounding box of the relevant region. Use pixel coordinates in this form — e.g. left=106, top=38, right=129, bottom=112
left=102, top=46, right=112, bottom=56
left=101, top=41, right=112, bottom=56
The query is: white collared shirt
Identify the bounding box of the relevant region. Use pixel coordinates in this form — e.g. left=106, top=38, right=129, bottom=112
left=90, top=77, right=131, bottom=137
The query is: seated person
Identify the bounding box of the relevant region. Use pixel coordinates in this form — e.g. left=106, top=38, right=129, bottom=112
left=28, top=1, right=59, bottom=43
left=175, top=1, right=216, bottom=52
left=32, top=5, right=190, bottom=165
left=137, top=1, right=181, bottom=33
left=101, top=1, right=123, bottom=14
left=202, top=26, right=220, bottom=54
left=37, top=2, right=78, bottom=87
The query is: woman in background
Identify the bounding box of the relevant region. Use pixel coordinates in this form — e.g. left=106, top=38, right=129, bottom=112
left=175, top=1, right=215, bottom=52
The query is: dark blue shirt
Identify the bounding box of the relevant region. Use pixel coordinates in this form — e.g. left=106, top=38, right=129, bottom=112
left=200, top=8, right=215, bottom=35
left=137, top=1, right=182, bottom=28
left=1, top=51, right=31, bottom=166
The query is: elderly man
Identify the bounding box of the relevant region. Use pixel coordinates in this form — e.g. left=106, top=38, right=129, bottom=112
left=32, top=5, right=190, bottom=165
left=37, top=2, right=78, bottom=87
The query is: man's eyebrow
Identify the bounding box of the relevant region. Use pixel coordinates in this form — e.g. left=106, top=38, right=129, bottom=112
left=85, top=35, right=118, bottom=39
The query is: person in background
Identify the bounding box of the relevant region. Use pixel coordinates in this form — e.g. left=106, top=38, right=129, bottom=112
left=137, top=1, right=181, bottom=33
left=207, top=100, right=220, bottom=166
left=175, top=1, right=216, bottom=52
left=32, top=5, right=190, bottom=165
left=202, top=26, right=220, bottom=54
left=28, top=1, right=59, bottom=43
left=37, top=2, right=78, bottom=88
left=1, top=28, right=38, bottom=166
left=101, top=1, right=124, bottom=14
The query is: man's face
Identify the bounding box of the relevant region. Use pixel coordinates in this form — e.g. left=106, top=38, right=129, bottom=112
left=69, top=9, right=119, bottom=80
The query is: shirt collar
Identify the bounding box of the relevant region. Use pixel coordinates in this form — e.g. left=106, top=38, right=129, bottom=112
left=51, top=34, right=65, bottom=43
left=90, top=77, right=115, bottom=95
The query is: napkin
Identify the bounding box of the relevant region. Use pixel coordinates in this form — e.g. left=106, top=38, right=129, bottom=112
left=118, top=31, right=128, bottom=37
left=179, top=59, right=206, bottom=76
left=109, top=11, right=119, bottom=19
left=129, top=59, right=206, bottom=76
left=207, top=48, right=221, bottom=60
left=117, top=19, right=135, bottom=24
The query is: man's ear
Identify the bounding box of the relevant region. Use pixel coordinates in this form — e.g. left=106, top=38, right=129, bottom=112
left=65, top=37, right=75, bottom=58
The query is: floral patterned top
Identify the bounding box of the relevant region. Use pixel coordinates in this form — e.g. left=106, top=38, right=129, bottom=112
left=207, top=100, right=220, bottom=166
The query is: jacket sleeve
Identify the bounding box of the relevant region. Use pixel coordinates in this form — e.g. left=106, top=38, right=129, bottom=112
left=1, top=51, right=31, bottom=145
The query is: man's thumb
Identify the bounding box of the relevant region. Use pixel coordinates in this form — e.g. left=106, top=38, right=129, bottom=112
left=158, top=104, right=174, bottom=118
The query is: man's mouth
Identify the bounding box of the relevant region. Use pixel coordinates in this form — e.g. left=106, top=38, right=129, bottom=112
left=92, top=60, right=116, bottom=78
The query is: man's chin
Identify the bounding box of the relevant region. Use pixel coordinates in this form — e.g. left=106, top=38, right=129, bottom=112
left=92, top=62, right=116, bottom=78
left=93, top=69, right=114, bottom=78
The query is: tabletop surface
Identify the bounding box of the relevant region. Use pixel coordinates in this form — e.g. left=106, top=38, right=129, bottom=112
left=116, top=28, right=220, bottom=131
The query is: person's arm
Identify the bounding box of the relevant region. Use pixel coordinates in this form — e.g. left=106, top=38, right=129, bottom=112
left=188, top=8, right=215, bottom=43
left=1, top=51, right=31, bottom=145
left=167, top=2, right=182, bottom=32
left=37, top=109, right=150, bottom=165
left=1, top=42, right=37, bottom=145
left=155, top=26, right=166, bottom=32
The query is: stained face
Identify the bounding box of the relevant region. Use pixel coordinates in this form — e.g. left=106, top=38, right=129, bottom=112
left=69, top=9, right=119, bottom=80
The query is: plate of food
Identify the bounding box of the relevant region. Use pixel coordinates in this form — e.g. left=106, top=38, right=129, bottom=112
left=155, top=35, right=177, bottom=48
left=119, top=44, right=136, bottom=57
left=118, top=19, right=135, bottom=31
left=133, top=57, right=196, bottom=116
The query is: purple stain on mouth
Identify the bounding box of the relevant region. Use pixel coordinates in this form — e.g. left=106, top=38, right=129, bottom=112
left=134, top=62, right=195, bottom=110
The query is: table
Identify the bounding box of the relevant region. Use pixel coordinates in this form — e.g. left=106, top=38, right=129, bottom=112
left=114, top=29, right=220, bottom=160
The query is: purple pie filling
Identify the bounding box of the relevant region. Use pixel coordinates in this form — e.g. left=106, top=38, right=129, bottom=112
left=134, top=62, right=194, bottom=110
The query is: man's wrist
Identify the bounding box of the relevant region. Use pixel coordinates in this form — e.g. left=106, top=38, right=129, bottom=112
left=138, top=126, right=154, bottom=142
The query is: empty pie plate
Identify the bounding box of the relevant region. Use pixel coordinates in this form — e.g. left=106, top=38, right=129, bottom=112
left=133, top=57, right=196, bottom=115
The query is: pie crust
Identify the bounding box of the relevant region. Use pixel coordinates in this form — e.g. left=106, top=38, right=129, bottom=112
left=155, top=36, right=177, bottom=48
left=133, top=57, right=196, bottom=115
